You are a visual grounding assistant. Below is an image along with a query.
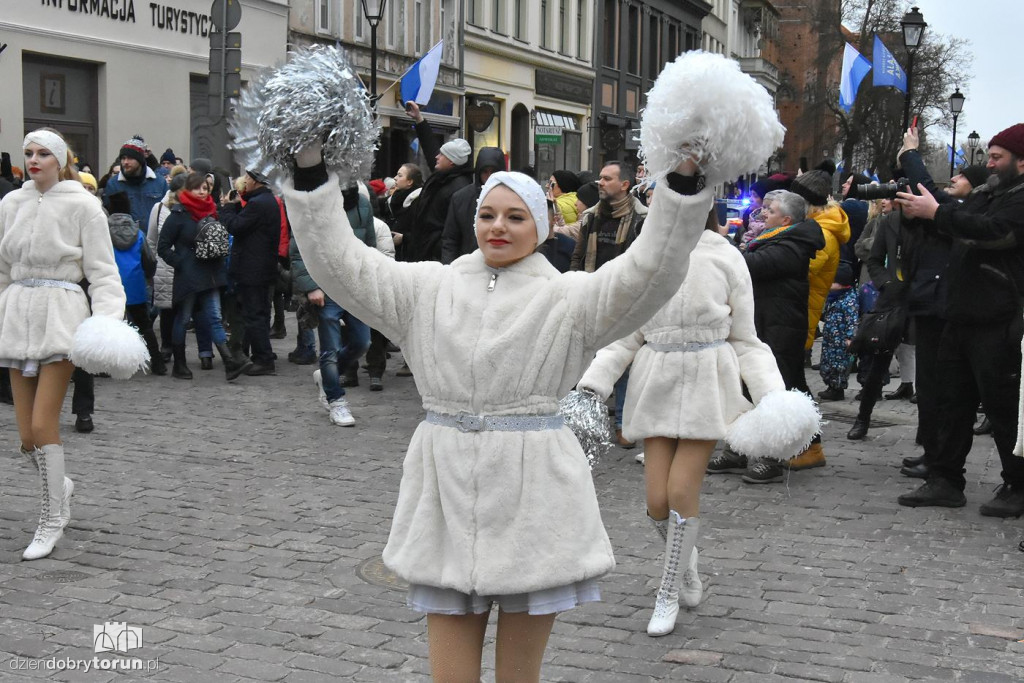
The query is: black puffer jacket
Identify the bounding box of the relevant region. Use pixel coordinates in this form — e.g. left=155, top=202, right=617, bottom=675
left=405, top=119, right=473, bottom=262
left=219, top=186, right=281, bottom=286
left=743, top=220, right=825, bottom=352
left=441, top=146, right=507, bottom=264
left=157, top=205, right=228, bottom=303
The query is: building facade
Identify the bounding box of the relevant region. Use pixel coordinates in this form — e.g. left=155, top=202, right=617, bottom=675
left=462, top=0, right=597, bottom=181
left=1, top=0, right=288, bottom=173
left=288, top=0, right=463, bottom=178
left=590, top=0, right=712, bottom=171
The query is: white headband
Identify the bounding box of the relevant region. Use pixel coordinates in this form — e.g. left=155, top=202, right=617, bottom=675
left=475, top=171, right=550, bottom=246
left=24, top=130, right=68, bottom=169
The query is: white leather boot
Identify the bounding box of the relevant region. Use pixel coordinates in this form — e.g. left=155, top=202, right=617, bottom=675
left=680, top=545, right=703, bottom=608
left=647, top=512, right=700, bottom=636
left=22, top=444, right=73, bottom=561
left=648, top=513, right=668, bottom=542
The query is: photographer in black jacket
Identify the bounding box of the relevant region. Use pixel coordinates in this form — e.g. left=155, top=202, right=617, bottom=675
left=895, top=123, right=1024, bottom=517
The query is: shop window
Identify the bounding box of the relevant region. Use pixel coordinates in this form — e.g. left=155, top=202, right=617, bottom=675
left=603, top=0, right=618, bottom=68
left=534, top=112, right=582, bottom=181
left=627, top=5, right=640, bottom=75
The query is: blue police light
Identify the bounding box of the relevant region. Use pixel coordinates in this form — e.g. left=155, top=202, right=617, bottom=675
left=741, top=198, right=751, bottom=206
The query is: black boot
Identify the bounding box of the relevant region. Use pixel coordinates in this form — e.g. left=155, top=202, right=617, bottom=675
left=217, top=343, right=252, bottom=381
left=270, top=310, right=287, bottom=339
left=885, top=382, right=915, bottom=400
left=847, top=418, right=869, bottom=440
left=141, top=329, right=167, bottom=375
left=171, top=345, right=192, bottom=380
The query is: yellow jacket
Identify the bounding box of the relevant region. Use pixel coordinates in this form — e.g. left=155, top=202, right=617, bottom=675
left=805, top=203, right=851, bottom=348
left=554, top=192, right=578, bottom=226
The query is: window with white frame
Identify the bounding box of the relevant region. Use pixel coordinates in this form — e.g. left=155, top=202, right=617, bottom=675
left=559, top=0, right=570, bottom=54
left=441, top=0, right=456, bottom=63
left=493, top=0, right=507, bottom=34
left=576, top=0, right=587, bottom=59
left=387, top=0, right=404, bottom=50
left=415, top=0, right=425, bottom=52
left=540, top=0, right=549, bottom=48
left=317, top=0, right=331, bottom=34
left=468, top=0, right=484, bottom=26
left=354, top=2, right=364, bottom=40
left=514, top=0, right=527, bottom=40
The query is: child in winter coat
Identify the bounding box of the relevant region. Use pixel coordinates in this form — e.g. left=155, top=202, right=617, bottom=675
left=817, top=262, right=858, bottom=400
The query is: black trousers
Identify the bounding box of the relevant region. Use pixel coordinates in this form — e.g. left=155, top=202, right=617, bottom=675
left=913, top=315, right=945, bottom=463
left=856, top=350, right=894, bottom=422
left=236, top=283, right=274, bottom=364
left=71, top=367, right=93, bottom=416
left=931, top=318, right=1024, bottom=490
left=365, top=328, right=388, bottom=378
left=767, top=330, right=821, bottom=445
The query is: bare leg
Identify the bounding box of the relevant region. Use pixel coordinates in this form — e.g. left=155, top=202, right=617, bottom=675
left=494, top=611, right=557, bottom=683
left=30, top=361, right=75, bottom=446
left=9, top=370, right=39, bottom=450
left=666, top=439, right=717, bottom=518
left=643, top=436, right=679, bottom=521
left=427, top=611, right=490, bottom=683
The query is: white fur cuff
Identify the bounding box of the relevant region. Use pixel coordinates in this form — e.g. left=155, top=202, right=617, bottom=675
left=69, top=316, right=150, bottom=380
left=726, top=389, right=821, bottom=461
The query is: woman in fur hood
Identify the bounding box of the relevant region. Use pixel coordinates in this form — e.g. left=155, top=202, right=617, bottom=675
left=0, top=129, right=147, bottom=561
left=577, top=205, right=820, bottom=637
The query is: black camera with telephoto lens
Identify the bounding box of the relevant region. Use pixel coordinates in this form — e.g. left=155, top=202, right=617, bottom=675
left=849, top=177, right=911, bottom=200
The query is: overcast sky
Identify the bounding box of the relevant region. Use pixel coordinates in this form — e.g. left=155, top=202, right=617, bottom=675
left=915, top=0, right=1017, bottom=142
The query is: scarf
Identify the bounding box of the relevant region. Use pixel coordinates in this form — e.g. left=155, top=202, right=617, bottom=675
left=178, top=190, right=217, bottom=222
left=747, top=222, right=798, bottom=250
left=585, top=193, right=636, bottom=272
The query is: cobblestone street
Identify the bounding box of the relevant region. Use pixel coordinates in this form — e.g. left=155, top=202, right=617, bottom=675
left=1, top=329, right=1022, bottom=682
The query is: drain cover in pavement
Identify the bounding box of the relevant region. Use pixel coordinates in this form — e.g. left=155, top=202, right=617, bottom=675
left=357, top=557, right=408, bottom=591
left=36, top=570, right=90, bottom=583
left=821, top=411, right=896, bottom=427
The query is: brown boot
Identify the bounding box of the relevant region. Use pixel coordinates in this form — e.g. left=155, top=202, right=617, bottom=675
left=615, top=429, right=636, bottom=449
left=786, top=442, right=826, bottom=470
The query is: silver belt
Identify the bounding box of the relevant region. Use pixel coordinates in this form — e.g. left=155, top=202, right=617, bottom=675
left=645, top=339, right=727, bottom=353
left=425, top=410, right=565, bottom=433
left=14, top=279, right=84, bottom=293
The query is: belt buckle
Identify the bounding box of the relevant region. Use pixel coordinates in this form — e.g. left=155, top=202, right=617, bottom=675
left=455, top=411, right=482, bottom=433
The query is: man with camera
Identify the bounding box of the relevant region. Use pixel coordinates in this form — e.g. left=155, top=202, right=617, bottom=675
left=895, top=123, right=1024, bottom=517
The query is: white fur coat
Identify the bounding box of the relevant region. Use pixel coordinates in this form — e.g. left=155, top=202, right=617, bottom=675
left=579, top=230, right=785, bottom=442
left=0, top=180, right=127, bottom=361
left=284, top=175, right=712, bottom=595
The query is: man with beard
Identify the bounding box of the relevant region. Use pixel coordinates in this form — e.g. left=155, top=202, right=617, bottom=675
left=895, top=123, right=1024, bottom=518
left=103, top=135, right=167, bottom=225
left=570, top=161, right=648, bottom=448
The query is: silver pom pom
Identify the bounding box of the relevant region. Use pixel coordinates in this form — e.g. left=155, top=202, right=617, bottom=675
left=229, top=45, right=380, bottom=188
left=559, top=389, right=612, bottom=469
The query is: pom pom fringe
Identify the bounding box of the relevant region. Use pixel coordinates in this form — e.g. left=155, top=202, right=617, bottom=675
left=639, top=51, right=785, bottom=184
left=559, top=389, right=612, bottom=469
left=229, top=45, right=380, bottom=190
left=69, top=316, right=149, bottom=380
left=725, top=389, right=821, bottom=461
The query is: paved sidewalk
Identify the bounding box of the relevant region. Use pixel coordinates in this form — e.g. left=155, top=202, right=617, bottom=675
left=0, top=331, right=1022, bottom=682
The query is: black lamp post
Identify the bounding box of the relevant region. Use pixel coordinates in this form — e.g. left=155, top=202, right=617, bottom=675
left=900, top=6, right=927, bottom=131
left=360, top=0, right=388, bottom=106
left=967, top=130, right=981, bottom=165
left=948, top=88, right=965, bottom=177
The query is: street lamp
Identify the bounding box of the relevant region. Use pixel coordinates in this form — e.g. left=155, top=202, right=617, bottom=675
left=948, top=87, right=965, bottom=177
left=900, top=6, right=927, bottom=130
left=360, top=0, right=388, bottom=106
left=967, top=130, right=981, bottom=165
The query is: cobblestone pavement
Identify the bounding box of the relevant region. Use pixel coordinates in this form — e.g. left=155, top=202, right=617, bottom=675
left=1, top=330, right=1022, bottom=682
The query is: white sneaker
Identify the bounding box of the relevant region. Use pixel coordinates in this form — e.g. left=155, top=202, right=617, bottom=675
left=313, top=369, right=329, bottom=410
left=329, top=398, right=355, bottom=427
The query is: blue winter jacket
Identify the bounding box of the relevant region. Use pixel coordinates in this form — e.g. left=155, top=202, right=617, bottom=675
left=104, top=167, right=167, bottom=227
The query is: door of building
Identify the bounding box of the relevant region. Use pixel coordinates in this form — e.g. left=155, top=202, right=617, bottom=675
left=22, top=53, right=99, bottom=170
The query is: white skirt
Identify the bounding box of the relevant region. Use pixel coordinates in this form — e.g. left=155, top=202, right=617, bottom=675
left=407, top=578, right=601, bottom=615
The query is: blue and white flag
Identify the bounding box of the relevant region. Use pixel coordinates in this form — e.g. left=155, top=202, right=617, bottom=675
left=840, top=43, right=872, bottom=112
left=947, top=145, right=966, bottom=165
left=400, top=40, right=444, bottom=106
left=872, top=35, right=907, bottom=93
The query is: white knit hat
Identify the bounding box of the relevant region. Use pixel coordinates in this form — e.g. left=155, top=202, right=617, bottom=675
left=475, top=171, right=550, bottom=246
left=439, top=138, right=471, bottom=166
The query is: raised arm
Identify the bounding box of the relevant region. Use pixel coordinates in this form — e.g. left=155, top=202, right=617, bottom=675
left=566, top=173, right=713, bottom=350
left=282, top=165, right=440, bottom=342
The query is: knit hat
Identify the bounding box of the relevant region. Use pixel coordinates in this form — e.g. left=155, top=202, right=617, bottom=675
left=160, top=148, right=177, bottom=165
left=246, top=169, right=270, bottom=185
left=78, top=172, right=97, bottom=190
left=576, top=181, right=599, bottom=209
left=119, top=135, right=148, bottom=166
left=189, top=158, right=213, bottom=176
left=750, top=177, right=785, bottom=200
left=989, top=123, right=1024, bottom=158
left=475, top=171, right=549, bottom=246
left=790, top=170, right=832, bottom=206
left=552, top=170, right=582, bottom=193
left=834, top=261, right=854, bottom=287
left=368, top=179, right=387, bottom=196
left=439, top=138, right=472, bottom=166
left=768, top=173, right=794, bottom=190
left=958, top=164, right=989, bottom=189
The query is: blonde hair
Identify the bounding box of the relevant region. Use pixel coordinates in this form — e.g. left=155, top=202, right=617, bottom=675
left=867, top=198, right=886, bottom=220
left=169, top=164, right=187, bottom=178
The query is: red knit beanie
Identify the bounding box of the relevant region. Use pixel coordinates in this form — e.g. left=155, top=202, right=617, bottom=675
left=989, top=124, right=1024, bottom=158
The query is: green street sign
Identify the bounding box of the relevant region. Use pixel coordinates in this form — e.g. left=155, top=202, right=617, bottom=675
left=535, top=125, right=562, bottom=145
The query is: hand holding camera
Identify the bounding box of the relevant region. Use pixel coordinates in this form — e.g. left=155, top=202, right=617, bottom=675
left=896, top=183, right=940, bottom=221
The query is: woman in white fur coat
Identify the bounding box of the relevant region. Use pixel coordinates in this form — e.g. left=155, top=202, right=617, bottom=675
left=577, top=207, right=820, bottom=637
left=0, top=129, right=146, bottom=561
left=285, top=134, right=709, bottom=680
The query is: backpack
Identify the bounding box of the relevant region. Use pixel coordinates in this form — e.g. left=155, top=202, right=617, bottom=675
left=194, top=216, right=230, bottom=260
